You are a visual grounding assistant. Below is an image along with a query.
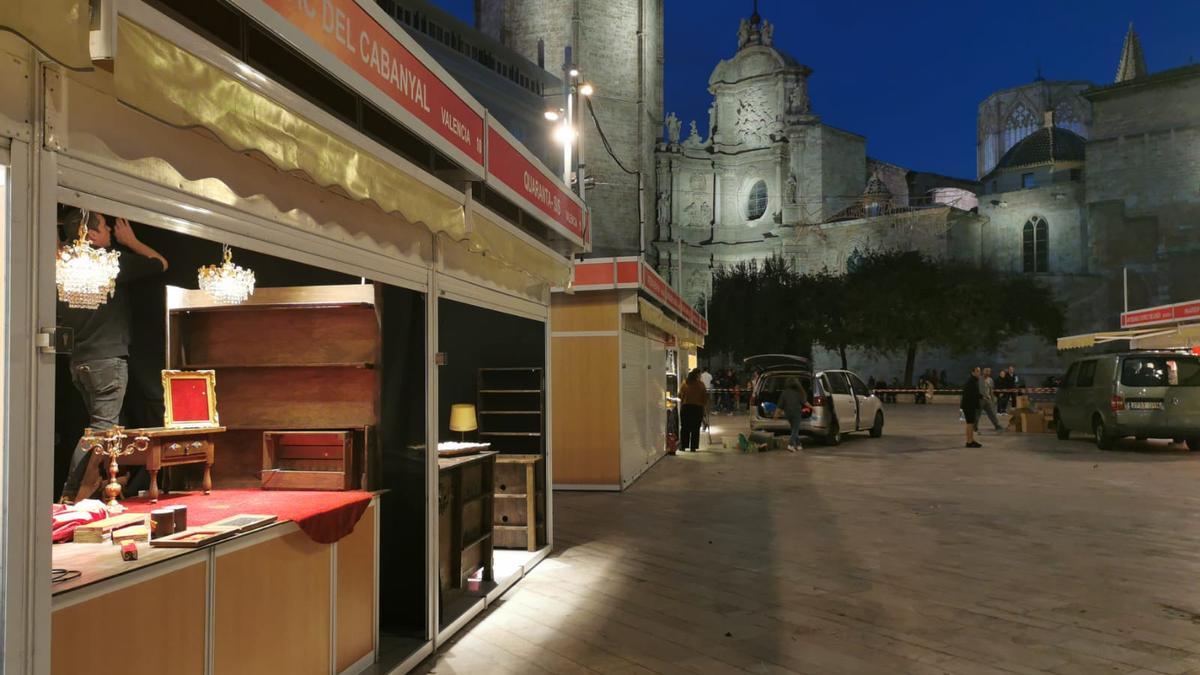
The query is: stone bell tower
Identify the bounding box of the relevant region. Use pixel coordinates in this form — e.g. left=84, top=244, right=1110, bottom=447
left=477, top=0, right=664, bottom=258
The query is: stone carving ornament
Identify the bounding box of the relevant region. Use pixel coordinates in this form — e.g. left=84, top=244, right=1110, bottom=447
left=785, top=174, right=797, bottom=204
left=734, top=89, right=772, bottom=146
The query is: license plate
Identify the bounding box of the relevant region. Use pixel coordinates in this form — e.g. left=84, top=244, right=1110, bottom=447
left=1127, top=401, right=1163, bottom=410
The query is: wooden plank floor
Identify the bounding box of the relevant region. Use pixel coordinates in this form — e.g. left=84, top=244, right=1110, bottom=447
left=416, top=405, right=1200, bottom=674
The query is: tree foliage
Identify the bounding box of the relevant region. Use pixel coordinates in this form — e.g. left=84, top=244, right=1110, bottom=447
left=704, top=250, right=1066, bottom=383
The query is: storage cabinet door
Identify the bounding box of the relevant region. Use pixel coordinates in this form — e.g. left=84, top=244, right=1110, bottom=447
left=620, top=330, right=649, bottom=484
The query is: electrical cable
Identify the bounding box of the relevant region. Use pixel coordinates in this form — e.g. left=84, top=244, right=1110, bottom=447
left=52, top=568, right=82, bottom=584
left=586, top=97, right=639, bottom=176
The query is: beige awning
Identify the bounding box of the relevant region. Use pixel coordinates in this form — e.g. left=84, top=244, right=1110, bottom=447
left=636, top=298, right=704, bottom=348
left=1132, top=324, right=1200, bottom=350
left=0, top=0, right=91, bottom=70
left=114, top=17, right=465, bottom=240
left=466, top=206, right=572, bottom=288
left=1058, top=326, right=1196, bottom=351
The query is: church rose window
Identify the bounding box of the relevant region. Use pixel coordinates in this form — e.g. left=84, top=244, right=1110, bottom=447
left=1023, top=216, right=1049, bottom=273
left=746, top=180, right=768, bottom=221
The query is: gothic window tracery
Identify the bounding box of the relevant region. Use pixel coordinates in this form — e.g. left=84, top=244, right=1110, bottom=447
left=1054, top=101, right=1086, bottom=137
left=1003, top=104, right=1038, bottom=154
left=1022, top=216, right=1049, bottom=273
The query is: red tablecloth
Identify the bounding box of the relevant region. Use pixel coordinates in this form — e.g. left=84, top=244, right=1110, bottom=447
left=122, top=490, right=372, bottom=544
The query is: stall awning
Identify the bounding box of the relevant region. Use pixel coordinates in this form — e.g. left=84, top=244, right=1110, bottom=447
left=466, top=204, right=572, bottom=289
left=637, top=298, right=704, bottom=349
left=114, top=17, right=465, bottom=240
left=0, top=0, right=91, bottom=70
left=1057, top=326, right=1197, bottom=351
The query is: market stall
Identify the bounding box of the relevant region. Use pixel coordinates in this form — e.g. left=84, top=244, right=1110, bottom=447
left=550, top=258, right=707, bottom=490
left=0, top=0, right=586, bottom=672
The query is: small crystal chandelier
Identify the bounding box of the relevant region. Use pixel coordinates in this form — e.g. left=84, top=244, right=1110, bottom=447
left=56, top=210, right=121, bottom=309
left=198, top=245, right=256, bottom=305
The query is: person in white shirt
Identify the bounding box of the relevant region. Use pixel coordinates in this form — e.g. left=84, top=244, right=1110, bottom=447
left=700, top=368, right=713, bottom=391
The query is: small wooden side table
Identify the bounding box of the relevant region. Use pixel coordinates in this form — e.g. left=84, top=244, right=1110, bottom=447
left=494, top=454, right=542, bottom=552
left=123, top=426, right=224, bottom=502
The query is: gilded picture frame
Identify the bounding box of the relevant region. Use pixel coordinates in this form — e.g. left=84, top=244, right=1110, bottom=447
left=162, top=369, right=220, bottom=428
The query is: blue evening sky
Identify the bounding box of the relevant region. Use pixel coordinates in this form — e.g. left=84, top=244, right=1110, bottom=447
left=434, top=1, right=1200, bottom=179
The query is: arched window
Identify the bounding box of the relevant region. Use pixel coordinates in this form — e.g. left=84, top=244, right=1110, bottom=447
left=745, top=180, right=768, bottom=221
left=1022, top=216, right=1049, bottom=273
left=1003, top=104, right=1038, bottom=153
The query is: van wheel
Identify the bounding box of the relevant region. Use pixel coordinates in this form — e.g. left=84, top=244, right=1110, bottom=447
left=826, top=421, right=841, bottom=446
left=1054, top=411, right=1070, bottom=440
left=869, top=411, right=884, bottom=438
left=1093, top=416, right=1114, bottom=450
left=1188, top=439, right=1199, bottom=452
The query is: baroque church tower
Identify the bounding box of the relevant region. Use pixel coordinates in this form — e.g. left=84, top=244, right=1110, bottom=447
left=477, top=0, right=664, bottom=258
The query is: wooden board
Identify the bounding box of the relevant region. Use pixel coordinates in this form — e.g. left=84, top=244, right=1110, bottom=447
left=216, top=367, right=376, bottom=429
left=215, top=529, right=331, bottom=675
left=52, top=559, right=207, bottom=675
left=179, top=305, right=378, bottom=367
left=73, top=513, right=150, bottom=543
left=337, top=504, right=375, bottom=672
left=550, top=292, right=620, bottom=333
left=550, top=335, right=621, bottom=485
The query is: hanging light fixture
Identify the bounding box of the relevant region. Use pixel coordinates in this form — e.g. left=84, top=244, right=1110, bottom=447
left=198, top=244, right=256, bottom=305
left=56, top=210, right=121, bottom=309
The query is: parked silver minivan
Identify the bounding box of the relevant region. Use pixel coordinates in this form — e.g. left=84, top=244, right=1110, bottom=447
left=1054, top=351, right=1200, bottom=450
left=746, top=354, right=885, bottom=445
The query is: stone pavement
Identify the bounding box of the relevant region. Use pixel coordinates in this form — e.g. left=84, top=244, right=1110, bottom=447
left=416, top=405, right=1200, bottom=674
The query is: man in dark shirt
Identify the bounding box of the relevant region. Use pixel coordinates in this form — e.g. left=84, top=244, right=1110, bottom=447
left=960, top=366, right=982, bottom=448
left=59, top=209, right=168, bottom=502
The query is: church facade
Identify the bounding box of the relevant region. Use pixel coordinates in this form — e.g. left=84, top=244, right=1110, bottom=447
left=653, top=9, right=980, bottom=316
left=654, top=15, right=1200, bottom=378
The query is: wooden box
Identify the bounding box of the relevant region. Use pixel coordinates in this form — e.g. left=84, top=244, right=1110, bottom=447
left=262, top=430, right=361, bottom=491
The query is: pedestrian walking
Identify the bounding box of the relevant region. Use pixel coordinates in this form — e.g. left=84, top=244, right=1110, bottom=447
left=678, top=369, right=709, bottom=452
left=773, top=377, right=810, bottom=452
left=996, top=367, right=1012, bottom=414
left=978, top=367, right=1004, bottom=432
left=961, top=367, right=983, bottom=448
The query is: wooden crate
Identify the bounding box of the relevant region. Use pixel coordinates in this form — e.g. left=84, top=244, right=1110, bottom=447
left=262, top=430, right=361, bottom=491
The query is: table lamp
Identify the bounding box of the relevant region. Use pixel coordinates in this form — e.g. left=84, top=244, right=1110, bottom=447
left=449, top=404, right=477, bottom=441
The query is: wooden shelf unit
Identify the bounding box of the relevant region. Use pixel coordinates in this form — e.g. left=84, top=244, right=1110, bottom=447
left=476, top=368, right=544, bottom=455
left=166, top=285, right=379, bottom=488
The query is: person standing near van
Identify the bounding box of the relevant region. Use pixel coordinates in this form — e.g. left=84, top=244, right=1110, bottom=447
left=679, top=369, right=709, bottom=452
left=961, top=367, right=983, bottom=448
left=978, top=367, right=1004, bottom=432
left=774, top=377, right=810, bottom=452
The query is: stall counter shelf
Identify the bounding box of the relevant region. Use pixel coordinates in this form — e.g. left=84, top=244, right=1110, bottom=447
left=51, top=491, right=381, bottom=675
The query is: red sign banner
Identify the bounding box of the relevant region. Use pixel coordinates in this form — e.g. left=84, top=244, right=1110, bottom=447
left=487, top=125, right=584, bottom=243
left=641, top=263, right=706, bottom=335
left=260, top=0, right=484, bottom=167
left=1121, top=299, right=1200, bottom=328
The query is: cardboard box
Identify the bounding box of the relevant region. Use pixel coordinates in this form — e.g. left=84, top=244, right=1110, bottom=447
left=1020, top=412, right=1046, bottom=433
left=1015, top=395, right=1031, bottom=410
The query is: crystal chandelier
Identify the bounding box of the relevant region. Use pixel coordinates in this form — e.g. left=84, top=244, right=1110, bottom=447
left=198, top=244, right=256, bottom=305
left=56, top=210, right=121, bottom=309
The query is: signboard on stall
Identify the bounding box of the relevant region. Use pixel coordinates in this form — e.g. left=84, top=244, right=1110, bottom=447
left=640, top=262, right=707, bottom=335
left=1121, top=299, right=1200, bottom=328
left=486, top=121, right=586, bottom=247
left=244, top=0, right=485, bottom=172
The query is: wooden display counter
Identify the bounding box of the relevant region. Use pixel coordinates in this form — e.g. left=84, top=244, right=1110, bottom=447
left=51, top=497, right=379, bottom=675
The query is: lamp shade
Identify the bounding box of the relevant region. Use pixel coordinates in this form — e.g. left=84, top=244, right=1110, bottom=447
left=448, top=404, right=477, bottom=432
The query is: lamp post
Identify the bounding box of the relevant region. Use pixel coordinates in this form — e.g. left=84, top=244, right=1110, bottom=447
left=547, top=71, right=593, bottom=203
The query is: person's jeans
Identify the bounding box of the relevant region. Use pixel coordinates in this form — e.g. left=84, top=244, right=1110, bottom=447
left=788, top=415, right=803, bottom=448
left=978, top=400, right=1003, bottom=431
left=63, top=357, right=128, bottom=499
left=680, top=404, right=704, bottom=451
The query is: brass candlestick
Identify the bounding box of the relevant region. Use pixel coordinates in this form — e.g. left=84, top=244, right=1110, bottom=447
left=81, top=426, right=150, bottom=512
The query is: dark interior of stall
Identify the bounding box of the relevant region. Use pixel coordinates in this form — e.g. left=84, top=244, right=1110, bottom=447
left=53, top=207, right=430, bottom=654
left=436, top=298, right=547, bottom=629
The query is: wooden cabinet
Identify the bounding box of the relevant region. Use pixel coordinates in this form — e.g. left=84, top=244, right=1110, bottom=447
left=166, top=285, right=380, bottom=488
left=493, top=454, right=544, bottom=551
left=437, top=451, right=496, bottom=603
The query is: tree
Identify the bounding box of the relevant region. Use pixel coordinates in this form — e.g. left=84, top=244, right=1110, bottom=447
left=848, top=250, right=1065, bottom=384
left=705, top=256, right=813, bottom=361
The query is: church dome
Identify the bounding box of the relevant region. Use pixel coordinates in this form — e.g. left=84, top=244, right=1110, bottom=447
left=993, top=125, right=1086, bottom=171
